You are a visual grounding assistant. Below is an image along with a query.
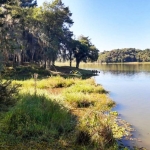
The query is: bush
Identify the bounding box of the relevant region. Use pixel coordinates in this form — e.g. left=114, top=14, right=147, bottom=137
left=0, top=78, right=20, bottom=111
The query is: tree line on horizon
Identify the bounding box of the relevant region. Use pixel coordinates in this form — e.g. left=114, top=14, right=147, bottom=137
left=98, top=48, right=150, bottom=63
left=0, top=0, right=99, bottom=71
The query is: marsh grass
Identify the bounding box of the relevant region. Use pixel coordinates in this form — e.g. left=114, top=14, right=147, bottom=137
left=63, top=92, right=115, bottom=110
left=0, top=94, right=76, bottom=144
left=76, top=111, right=115, bottom=149
left=0, top=76, right=133, bottom=149
left=12, top=76, right=76, bottom=89
left=64, top=83, right=108, bottom=94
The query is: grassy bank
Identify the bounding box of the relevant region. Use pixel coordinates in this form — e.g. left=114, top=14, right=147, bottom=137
left=2, top=65, right=95, bottom=80
left=0, top=67, right=138, bottom=150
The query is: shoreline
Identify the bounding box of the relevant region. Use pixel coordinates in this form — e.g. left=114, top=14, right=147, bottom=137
left=0, top=65, right=142, bottom=149
left=55, top=62, right=150, bottom=67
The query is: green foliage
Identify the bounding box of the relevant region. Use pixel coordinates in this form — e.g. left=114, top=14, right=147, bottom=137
left=0, top=78, right=20, bottom=111
left=0, top=94, right=76, bottom=142
left=0, top=0, right=98, bottom=70
left=73, top=36, right=99, bottom=68
left=0, top=0, right=74, bottom=69
left=99, top=48, right=150, bottom=63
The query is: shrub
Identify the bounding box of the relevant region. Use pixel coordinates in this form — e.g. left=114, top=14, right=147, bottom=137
left=0, top=78, right=20, bottom=111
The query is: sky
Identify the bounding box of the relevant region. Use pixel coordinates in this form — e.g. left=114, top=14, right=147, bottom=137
left=37, top=0, right=150, bottom=51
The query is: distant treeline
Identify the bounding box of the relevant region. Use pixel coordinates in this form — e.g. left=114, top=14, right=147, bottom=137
left=98, top=48, right=150, bottom=63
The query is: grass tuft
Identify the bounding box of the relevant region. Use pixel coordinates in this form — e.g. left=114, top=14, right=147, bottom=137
left=65, top=83, right=108, bottom=94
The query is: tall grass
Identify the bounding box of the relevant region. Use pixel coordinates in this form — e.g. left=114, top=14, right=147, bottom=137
left=0, top=76, right=133, bottom=149
left=76, top=111, right=115, bottom=149
left=12, top=76, right=76, bottom=89
left=64, top=83, right=108, bottom=94
left=0, top=94, right=76, bottom=143
left=63, top=92, right=115, bottom=110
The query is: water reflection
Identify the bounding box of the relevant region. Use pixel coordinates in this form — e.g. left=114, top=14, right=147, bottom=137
left=81, top=63, right=150, bottom=74
left=81, top=63, right=150, bottom=149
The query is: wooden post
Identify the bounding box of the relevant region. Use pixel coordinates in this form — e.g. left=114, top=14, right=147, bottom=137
left=34, top=73, right=38, bottom=96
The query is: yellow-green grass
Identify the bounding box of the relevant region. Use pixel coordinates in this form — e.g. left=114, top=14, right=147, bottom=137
left=12, top=76, right=76, bottom=89
left=64, top=83, right=107, bottom=94
left=0, top=76, right=133, bottom=149
left=62, top=92, right=115, bottom=110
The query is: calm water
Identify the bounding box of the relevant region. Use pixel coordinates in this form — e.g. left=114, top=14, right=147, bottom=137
left=81, top=64, right=150, bottom=149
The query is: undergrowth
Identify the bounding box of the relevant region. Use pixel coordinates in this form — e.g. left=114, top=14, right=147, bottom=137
left=0, top=78, right=20, bottom=111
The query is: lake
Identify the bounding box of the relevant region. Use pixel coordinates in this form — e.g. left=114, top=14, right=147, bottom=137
left=80, top=63, right=150, bottom=149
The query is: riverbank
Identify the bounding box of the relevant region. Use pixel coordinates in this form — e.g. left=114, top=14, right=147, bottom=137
left=0, top=66, right=139, bottom=149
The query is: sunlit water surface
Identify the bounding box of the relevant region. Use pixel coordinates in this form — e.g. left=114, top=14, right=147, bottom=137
left=80, top=64, right=150, bottom=149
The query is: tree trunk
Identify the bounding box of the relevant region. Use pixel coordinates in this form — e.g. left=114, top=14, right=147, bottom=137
left=17, top=52, right=21, bottom=66
left=52, top=59, right=55, bottom=66
left=76, top=60, right=80, bottom=68
left=69, top=52, right=72, bottom=67
left=13, top=53, right=16, bottom=67
left=48, top=59, right=51, bottom=69
left=69, top=60, right=72, bottom=67
left=44, top=58, right=47, bottom=69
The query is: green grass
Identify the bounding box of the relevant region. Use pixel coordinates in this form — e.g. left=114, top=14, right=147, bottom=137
left=0, top=94, right=76, bottom=144
left=0, top=76, right=136, bottom=149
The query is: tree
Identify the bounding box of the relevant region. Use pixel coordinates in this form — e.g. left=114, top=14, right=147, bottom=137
left=74, top=35, right=99, bottom=68
left=37, top=0, right=73, bottom=69
left=0, top=0, right=31, bottom=67
left=0, top=0, right=74, bottom=69
left=98, top=48, right=150, bottom=63
left=1, top=0, right=103, bottom=70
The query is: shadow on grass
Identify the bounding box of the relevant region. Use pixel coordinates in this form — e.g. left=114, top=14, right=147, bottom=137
left=2, top=66, right=51, bottom=80
left=0, top=94, right=77, bottom=149
left=2, top=65, right=96, bottom=80
left=50, top=66, right=97, bottom=79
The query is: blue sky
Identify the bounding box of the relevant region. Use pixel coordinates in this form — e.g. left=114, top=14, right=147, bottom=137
left=37, top=0, right=150, bottom=51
